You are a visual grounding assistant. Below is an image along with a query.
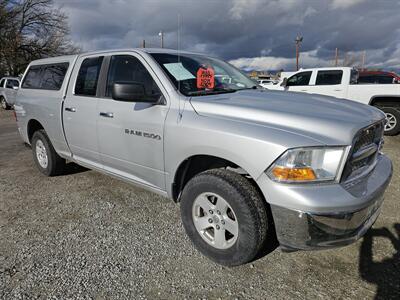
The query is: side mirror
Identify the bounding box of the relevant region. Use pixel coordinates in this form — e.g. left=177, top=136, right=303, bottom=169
left=112, top=82, right=160, bottom=103
left=280, top=77, right=288, bottom=87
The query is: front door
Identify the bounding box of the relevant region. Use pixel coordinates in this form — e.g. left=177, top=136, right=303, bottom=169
left=63, top=55, right=104, bottom=166
left=285, top=71, right=312, bottom=93
left=97, top=54, right=168, bottom=190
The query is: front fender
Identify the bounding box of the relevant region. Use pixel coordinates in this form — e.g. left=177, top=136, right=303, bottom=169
left=164, top=108, right=322, bottom=196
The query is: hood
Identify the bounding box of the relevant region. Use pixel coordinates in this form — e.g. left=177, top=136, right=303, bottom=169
left=190, top=89, right=385, bottom=145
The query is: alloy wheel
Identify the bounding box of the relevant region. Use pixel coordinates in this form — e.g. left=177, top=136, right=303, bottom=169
left=385, top=112, right=397, bottom=132
left=36, top=140, right=48, bottom=169
left=192, top=192, right=239, bottom=250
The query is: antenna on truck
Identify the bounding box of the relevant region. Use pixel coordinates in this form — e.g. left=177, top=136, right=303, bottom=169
left=177, top=13, right=184, bottom=121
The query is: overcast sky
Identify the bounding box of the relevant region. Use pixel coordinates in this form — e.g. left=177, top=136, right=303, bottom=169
left=55, top=0, right=400, bottom=71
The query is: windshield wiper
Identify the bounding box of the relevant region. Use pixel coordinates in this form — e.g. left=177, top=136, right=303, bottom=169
left=187, top=88, right=237, bottom=96
left=239, top=85, right=259, bottom=90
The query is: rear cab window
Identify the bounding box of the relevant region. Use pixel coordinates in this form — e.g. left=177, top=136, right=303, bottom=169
left=22, top=66, right=42, bottom=89
left=22, top=63, right=69, bottom=90
left=315, top=70, right=343, bottom=85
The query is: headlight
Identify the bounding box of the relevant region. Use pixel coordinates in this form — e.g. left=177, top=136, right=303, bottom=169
left=266, top=147, right=347, bottom=183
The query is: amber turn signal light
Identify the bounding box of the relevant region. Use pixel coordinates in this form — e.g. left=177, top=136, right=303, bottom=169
left=271, top=166, right=316, bottom=181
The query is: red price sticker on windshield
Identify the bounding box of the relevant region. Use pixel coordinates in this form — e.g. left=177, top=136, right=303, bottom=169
left=197, top=66, right=215, bottom=89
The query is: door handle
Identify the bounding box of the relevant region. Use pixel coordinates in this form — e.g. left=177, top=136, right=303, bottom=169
left=65, top=107, right=76, bottom=112
left=300, top=89, right=308, bottom=92
left=334, top=89, right=342, bottom=92
left=99, top=112, right=114, bottom=118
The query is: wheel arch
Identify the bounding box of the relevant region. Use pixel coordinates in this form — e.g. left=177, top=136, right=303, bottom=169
left=27, top=119, right=45, bottom=143
left=171, top=154, right=262, bottom=203
left=369, top=95, right=400, bottom=107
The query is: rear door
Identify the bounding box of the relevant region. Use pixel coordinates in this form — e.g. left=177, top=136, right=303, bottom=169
left=63, top=55, right=104, bottom=167
left=307, top=70, right=346, bottom=98
left=96, top=53, right=168, bottom=190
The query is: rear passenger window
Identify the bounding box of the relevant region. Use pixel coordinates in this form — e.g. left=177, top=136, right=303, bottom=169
left=0, top=79, right=5, bottom=87
left=316, top=70, right=343, bottom=85
left=40, top=63, right=69, bottom=90
left=75, top=57, right=104, bottom=96
left=22, top=66, right=42, bottom=88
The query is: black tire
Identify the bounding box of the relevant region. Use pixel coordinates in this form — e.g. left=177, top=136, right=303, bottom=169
left=180, top=169, right=273, bottom=266
left=1, top=96, right=10, bottom=110
left=31, top=129, right=65, bottom=176
left=380, top=107, right=400, bottom=136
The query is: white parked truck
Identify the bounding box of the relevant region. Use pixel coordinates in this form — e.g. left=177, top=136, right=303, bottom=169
left=266, top=67, right=400, bottom=135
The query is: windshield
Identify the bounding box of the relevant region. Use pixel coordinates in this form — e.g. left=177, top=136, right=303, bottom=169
left=150, top=53, right=257, bottom=96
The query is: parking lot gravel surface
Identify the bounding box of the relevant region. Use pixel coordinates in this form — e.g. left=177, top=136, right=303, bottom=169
left=0, top=109, right=399, bottom=299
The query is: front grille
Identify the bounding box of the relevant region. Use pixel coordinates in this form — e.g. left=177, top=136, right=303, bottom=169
left=341, top=121, right=384, bottom=182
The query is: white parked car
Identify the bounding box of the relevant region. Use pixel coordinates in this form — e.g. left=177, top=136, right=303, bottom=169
left=266, top=67, right=400, bottom=135
left=0, top=77, right=20, bottom=110
left=257, top=79, right=278, bottom=88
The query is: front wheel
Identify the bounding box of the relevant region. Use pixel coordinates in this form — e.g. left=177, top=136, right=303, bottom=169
left=180, top=169, right=273, bottom=266
left=381, top=107, right=400, bottom=136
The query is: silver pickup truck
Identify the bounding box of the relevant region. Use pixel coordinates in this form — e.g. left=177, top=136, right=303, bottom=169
left=15, top=49, right=392, bottom=266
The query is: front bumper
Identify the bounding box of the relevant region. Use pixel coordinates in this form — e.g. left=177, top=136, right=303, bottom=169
left=259, top=154, right=392, bottom=250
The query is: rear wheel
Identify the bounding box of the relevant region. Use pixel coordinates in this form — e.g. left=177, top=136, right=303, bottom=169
left=1, top=97, right=10, bottom=110
left=31, top=130, right=65, bottom=176
left=380, top=107, right=400, bottom=136
left=180, top=169, right=273, bottom=266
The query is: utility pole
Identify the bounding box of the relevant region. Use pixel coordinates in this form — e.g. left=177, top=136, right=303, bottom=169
left=361, top=51, right=366, bottom=70
left=295, top=35, right=303, bottom=71
left=141, top=39, right=146, bottom=48
left=159, top=31, right=164, bottom=48
left=335, top=48, right=338, bottom=67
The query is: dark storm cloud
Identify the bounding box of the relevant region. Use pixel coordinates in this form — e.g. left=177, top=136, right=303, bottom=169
left=55, top=0, right=400, bottom=70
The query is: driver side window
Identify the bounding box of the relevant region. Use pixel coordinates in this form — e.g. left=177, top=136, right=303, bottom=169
left=106, top=55, right=161, bottom=98
left=286, top=71, right=312, bottom=86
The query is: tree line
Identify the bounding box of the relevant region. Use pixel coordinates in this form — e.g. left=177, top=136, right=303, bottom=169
left=0, top=0, right=78, bottom=77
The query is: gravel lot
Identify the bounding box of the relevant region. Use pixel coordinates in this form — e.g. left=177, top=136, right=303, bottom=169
left=0, top=109, right=399, bottom=299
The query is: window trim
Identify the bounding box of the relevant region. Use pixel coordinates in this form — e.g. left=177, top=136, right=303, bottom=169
left=97, top=56, right=111, bottom=98
left=21, top=62, right=69, bottom=91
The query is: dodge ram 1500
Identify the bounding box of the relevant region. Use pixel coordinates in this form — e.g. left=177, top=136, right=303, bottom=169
left=14, top=49, right=392, bottom=266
